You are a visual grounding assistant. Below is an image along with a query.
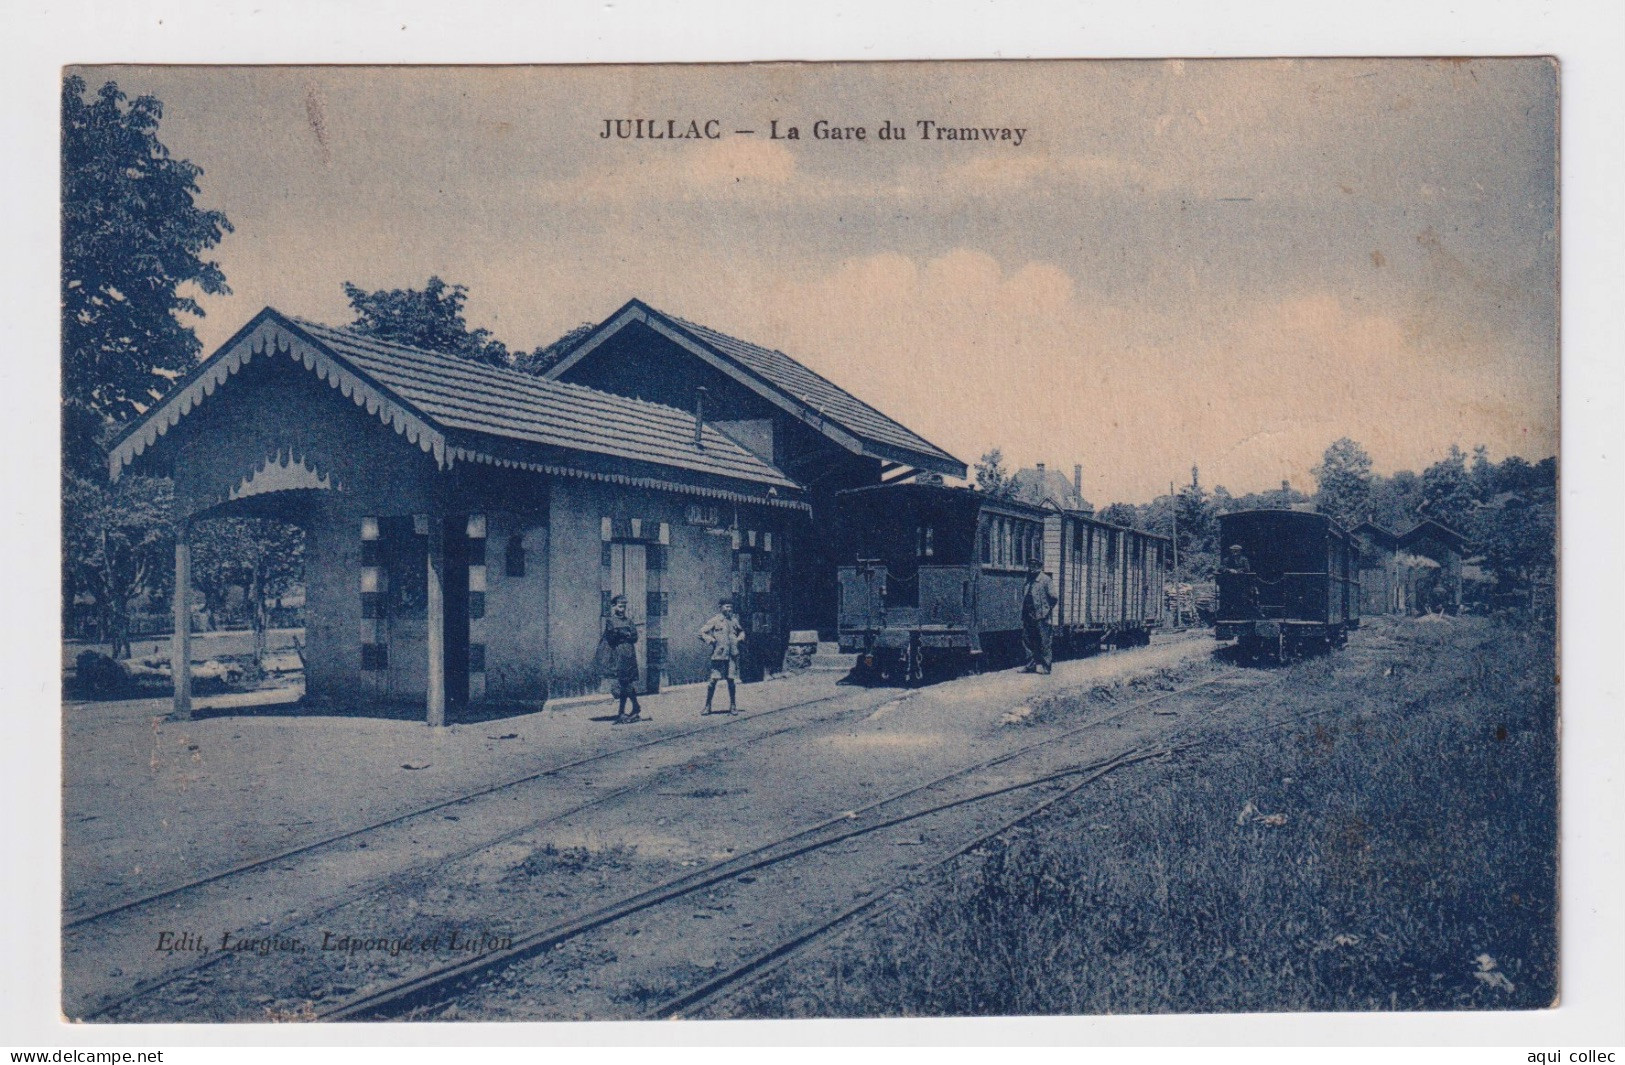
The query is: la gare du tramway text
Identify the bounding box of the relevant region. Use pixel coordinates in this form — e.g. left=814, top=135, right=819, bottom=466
left=599, top=117, right=1029, bottom=146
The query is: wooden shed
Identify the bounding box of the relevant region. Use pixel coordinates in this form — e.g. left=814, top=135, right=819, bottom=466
left=1352, top=521, right=1401, bottom=615
left=1397, top=519, right=1470, bottom=614
left=109, top=308, right=808, bottom=724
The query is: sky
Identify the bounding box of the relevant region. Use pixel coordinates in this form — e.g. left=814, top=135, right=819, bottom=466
left=74, top=60, right=1558, bottom=505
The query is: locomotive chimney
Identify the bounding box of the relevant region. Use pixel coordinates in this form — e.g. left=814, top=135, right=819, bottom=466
left=693, top=386, right=708, bottom=450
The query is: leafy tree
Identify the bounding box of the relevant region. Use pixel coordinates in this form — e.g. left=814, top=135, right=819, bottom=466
left=1419, top=445, right=1478, bottom=532
left=342, top=276, right=511, bottom=367
left=1366, top=468, right=1423, bottom=532
left=1312, top=437, right=1374, bottom=530
left=62, top=474, right=174, bottom=659
left=1475, top=494, right=1555, bottom=609
left=1097, top=502, right=1140, bottom=528
left=191, top=518, right=305, bottom=674
left=516, top=322, right=597, bottom=376
left=974, top=448, right=1017, bottom=499
left=1175, top=467, right=1219, bottom=580
left=62, top=75, right=232, bottom=476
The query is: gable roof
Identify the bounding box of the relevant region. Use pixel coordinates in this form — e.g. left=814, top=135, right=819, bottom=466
left=1352, top=521, right=1399, bottom=548
left=1010, top=465, right=1092, bottom=513
left=545, top=299, right=966, bottom=477
left=1399, top=519, right=1470, bottom=552
left=110, top=308, right=804, bottom=505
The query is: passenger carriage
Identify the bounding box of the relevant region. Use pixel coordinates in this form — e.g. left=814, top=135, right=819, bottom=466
left=833, top=483, right=1169, bottom=682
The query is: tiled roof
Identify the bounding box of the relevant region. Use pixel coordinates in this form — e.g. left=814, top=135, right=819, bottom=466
left=287, top=317, right=799, bottom=489
left=1010, top=466, right=1091, bottom=512
left=633, top=304, right=963, bottom=474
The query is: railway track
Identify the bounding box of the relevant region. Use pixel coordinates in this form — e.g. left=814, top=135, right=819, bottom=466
left=315, top=669, right=1273, bottom=1021
left=69, top=687, right=855, bottom=931
left=74, top=685, right=885, bottom=1020
left=656, top=688, right=1348, bottom=1020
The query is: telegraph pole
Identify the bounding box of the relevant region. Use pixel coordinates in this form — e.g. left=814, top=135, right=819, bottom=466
left=1170, top=480, right=1182, bottom=629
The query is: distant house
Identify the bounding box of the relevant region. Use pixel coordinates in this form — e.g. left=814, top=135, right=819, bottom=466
left=541, top=299, right=966, bottom=633
left=1009, top=463, right=1093, bottom=515
left=1397, top=519, right=1470, bottom=614
left=1351, top=521, right=1401, bottom=615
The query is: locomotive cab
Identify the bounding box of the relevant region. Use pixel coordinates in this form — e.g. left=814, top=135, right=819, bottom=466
left=1215, top=510, right=1360, bottom=660
left=834, top=484, right=989, bottom=682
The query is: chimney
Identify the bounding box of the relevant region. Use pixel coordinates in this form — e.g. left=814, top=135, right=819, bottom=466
left=1073, top=464, right=1083, bottom=494
left=1282, top=479, right=1291, bottom=495
left=693, top=386, right=709, bottom=450
left=1036, top=462, right=1045, bottom=473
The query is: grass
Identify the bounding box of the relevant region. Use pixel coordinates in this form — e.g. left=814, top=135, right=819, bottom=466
left=728, top=616, right=1557, bottom=1016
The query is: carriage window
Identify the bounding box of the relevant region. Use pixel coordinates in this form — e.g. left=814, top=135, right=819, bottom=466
left=979, top=517, right=992, bottom=564
left=922, top=525, right=935, bottom=558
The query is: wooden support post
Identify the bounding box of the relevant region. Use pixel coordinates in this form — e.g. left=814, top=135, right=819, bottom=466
left=172, top=534, right=193, bottom=721
left=425, top=516, right=446, bottom=727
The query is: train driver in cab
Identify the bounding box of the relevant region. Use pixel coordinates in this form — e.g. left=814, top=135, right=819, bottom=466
left=1221, top=543, right=1258, bottom=617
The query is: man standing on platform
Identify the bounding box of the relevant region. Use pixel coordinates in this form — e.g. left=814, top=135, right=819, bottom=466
left=1022, top=557, right=1057, bottom=674
left=698, top=598, right=746, bottom=715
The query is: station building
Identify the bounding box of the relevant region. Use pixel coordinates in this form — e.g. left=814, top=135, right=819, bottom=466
left=541, top=300, right=967, bottom=632
left=110, top=308, right=820, bottom=724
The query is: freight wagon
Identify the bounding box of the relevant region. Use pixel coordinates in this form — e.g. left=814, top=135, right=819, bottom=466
left=834, top=483, right=1169, bottom=683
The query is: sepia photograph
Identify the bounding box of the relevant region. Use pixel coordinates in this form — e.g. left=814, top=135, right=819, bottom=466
left=51, top=54, right=1566, bottom=1029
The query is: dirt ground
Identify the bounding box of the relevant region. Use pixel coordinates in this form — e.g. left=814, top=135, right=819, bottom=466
left=63, top=630, right=1220, bottom=1020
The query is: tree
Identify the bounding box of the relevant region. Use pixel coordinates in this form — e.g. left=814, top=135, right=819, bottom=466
left=974, top=448, right=1017, bottom=499
left=62, top=76, right=233, bottom=476
left=1097, top=502, right=1140, bottom=528
left=1312, top=437, right=1374, bottom=530
left=1469, top=444, right=1498, bottom=503
left=1175, top=466, right=1219, bottom=579
left=516, top=322, right=597, bottom=376
left=62, top=474, right=174, bottom=660
left=1367, top=468, right=1423, bottom=531
left=1419, top=445, right=1477, bottom=533
left=191, top=518, right=305, bottom=674
left=342, top=276, right=511, bottom=367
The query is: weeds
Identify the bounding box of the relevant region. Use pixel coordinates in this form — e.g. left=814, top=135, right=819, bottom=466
left=511, top=841, right=637, bottom=879
left=732, top=617, right=1557, bottom=1017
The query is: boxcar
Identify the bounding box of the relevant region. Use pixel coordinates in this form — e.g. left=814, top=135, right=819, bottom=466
left=834, top=483, right=1169, bottom=681
left=1214, top=509, right=1360, bottom=659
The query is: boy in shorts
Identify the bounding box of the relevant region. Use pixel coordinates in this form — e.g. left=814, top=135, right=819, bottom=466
left=698, top=598, right=745, bottom=715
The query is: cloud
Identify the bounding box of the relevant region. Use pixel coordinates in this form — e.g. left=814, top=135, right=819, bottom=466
left=672, top=251, right=1555, bottom=504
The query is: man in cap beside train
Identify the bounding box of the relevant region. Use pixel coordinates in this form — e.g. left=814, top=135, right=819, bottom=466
left=1021, top=557, right=1057, bottom=675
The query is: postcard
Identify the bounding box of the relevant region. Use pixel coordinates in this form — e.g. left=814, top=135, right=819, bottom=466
left=59, top=59, right=1558, bottom=1023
